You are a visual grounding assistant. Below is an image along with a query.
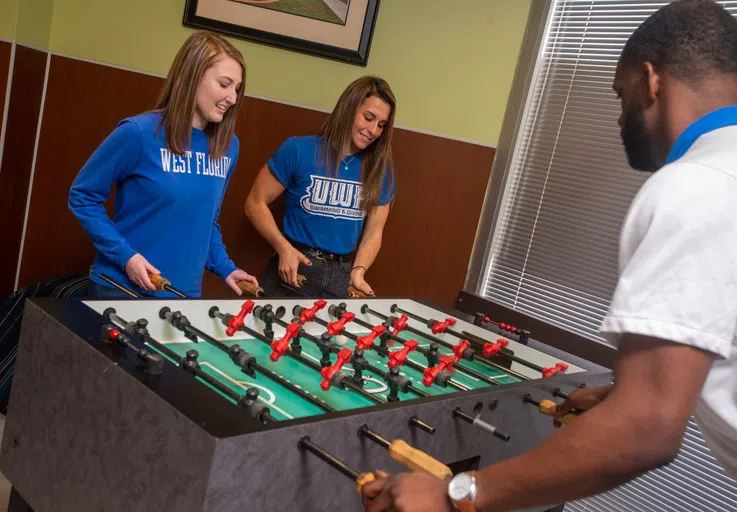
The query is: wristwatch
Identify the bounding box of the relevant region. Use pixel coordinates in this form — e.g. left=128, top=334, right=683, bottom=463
left=447, top=471, right=478, bottom=511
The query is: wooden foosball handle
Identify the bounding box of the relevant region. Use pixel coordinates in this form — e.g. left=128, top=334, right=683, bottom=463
left=348, top=285, right=371, bottom=298
left=237, top=274, right=307, bottom=297
left=237, top=280, right=264, bottom=297
left=539, top=399, right=576, bottom=425
left=355, top=472, right=376, bottom=493
left=388, top=440, right=452, bottom=480
left=148, top=273, right=170, bottom=291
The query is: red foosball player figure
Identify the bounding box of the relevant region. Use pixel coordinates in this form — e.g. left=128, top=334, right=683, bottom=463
left=226, top=300, right=255, bottom=336
left=356, top=325, right=386, bottom=351
left=388, top=340, right=419, bottom=368
left=320, top=348, right=352, bottom=390
left=270, top=322, right=301, bottom=362
left=542, top=362, right=569, bottom=378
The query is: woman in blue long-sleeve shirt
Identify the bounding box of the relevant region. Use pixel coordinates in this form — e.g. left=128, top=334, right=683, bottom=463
left=69, top=31, right=257, bottom=298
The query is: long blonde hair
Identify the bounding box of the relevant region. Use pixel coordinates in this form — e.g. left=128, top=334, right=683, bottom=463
left=155, top=31, right=246, bottom=160
left=320, top=76, right=396, bottom=208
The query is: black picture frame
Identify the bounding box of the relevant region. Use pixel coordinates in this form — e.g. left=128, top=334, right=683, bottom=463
left=182, top=0, right=381, bottom=66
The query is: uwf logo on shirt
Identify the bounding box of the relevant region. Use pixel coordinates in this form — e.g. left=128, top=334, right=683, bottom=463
left=300, top=176, right=365, bottom=220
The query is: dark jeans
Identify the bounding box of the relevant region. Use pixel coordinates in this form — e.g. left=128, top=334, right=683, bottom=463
left=262, top=252, right=352, bottom=298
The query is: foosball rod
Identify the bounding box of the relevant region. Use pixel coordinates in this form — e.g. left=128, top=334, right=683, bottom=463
left=345, top=309, right=505, bottom=387
left=395, top=305, right=529, bottom=343
left=262, top=310, right=430, bottom=399
left=108, top=282, right=332, bottom=408
left=295, top=307, right=469, bottom=393
left=360, top=305, right=529, bottom=381
left=298, top=437, right=376, bottom=493
left=452, top=407, right=510, bottom=442
left=147, top=274, right=188, bottom=298
left=159, top=307, right=336, bottom=414
left=209, top=306, right=385, bottom=406
left=103, top=309, right=275, bottom=423
left=390, top=304, right=544, bottom=372
left=98, top=273, right=141, bottom=298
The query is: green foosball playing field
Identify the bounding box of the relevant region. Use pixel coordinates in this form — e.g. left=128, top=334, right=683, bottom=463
left=156, top=329, right=522, bottom=422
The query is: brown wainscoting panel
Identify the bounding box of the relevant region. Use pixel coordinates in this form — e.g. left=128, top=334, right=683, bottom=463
left=368, top=133, right=494, bottom=306
left=15, top=55, right=494, bottom=306
left=0, top=45, right=47, bottom=297
left=0, top=41, right=11, bottom=151
left=17, top=55, right=162, bottom=289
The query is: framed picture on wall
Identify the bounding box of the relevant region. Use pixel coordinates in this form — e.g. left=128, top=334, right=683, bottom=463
left=183, top=0, right=381, bottom=65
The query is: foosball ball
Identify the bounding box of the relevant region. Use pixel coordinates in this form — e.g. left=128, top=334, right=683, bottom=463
left=0, top=294, right=611, bottom=511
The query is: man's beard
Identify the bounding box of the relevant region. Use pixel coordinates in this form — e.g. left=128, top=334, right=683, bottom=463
left=621, top=105, right=663, bottom=172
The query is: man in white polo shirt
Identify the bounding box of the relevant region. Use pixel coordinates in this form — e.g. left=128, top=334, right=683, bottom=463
left=362, top=1, right=737, bottom=510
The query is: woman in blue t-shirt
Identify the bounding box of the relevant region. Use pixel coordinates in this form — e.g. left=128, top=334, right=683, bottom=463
left=69, top=31, right=258, bottom=298
left=245, top=76, right=396, bottom=298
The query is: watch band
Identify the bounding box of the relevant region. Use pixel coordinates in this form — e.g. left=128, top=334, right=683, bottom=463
left=451, top=499, right=478, bottom=512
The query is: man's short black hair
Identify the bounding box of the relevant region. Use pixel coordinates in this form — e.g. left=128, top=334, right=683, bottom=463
left=621, top=0, right=737, bottom=81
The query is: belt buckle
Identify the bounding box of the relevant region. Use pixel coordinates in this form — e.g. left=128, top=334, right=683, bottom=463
left=315, top=250, right=328, bottom=261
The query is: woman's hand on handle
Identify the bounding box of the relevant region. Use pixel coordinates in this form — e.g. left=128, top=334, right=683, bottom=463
left=278, top=245, right=311, bottom=288
left=349, top=267, right=375, bottom=296
left=124, top=254, right=159, bottom=291
left=225, top=269, right=259, bottom=296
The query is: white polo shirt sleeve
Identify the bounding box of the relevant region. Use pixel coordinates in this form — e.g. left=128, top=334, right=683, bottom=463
left=600, top=162, right=737, bottom=359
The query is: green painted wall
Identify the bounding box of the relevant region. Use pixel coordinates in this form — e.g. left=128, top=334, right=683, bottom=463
left=15, top=0, right=54, bottom=49
left=0, top=0, right=19, bottom=41
left=48, top=0, right=531, bottom=145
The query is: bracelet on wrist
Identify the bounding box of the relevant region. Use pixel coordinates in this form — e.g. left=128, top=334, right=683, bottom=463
left=351, top=265, right=367, bottom=274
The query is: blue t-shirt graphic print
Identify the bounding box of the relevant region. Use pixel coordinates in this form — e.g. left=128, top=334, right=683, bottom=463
left=268, top=135, right=394, bottom=255
left=301, top=175, right=365, bottom=220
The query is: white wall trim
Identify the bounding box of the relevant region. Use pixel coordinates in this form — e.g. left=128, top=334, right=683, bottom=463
left=47, top=50, right=497, bottom=149
left=15, top=42, right=50, bottom=53
left=0, top=41, right=16, bottom=180
left=14, top=51, right=51, bottom=291
left=50, top=50, right=167, bottom=80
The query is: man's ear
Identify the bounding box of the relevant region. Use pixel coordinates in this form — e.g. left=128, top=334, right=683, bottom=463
left=642, top=61, right=660, bottom=105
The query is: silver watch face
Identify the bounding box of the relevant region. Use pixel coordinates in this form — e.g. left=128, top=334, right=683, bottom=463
left=448, top=472, right=473, bottom=501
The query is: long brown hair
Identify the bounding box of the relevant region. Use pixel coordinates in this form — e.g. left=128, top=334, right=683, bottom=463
left=320, top=76, right=396, bottom=208
left=155, top=31, right=246, bottom=160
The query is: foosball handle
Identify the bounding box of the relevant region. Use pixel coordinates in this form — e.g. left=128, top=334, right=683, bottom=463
left=348, top=285, right=372, bottom=298
left=356, top=472, right=376, bottom=493
left=388, top=440, right=453, bottom=480
left=237, top=280, right=264, bottom=297
left=148, top=273, right=170, bottom=291
left=539, top=399, right=576, bottom=425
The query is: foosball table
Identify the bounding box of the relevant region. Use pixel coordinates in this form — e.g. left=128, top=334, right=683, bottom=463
left=0, top=294, right=611, bottom=511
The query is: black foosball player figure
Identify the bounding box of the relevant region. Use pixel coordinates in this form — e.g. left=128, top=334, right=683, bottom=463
left=350, top=349, right=369, bottom=387
left=385, top=367, right=412, bottom=403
